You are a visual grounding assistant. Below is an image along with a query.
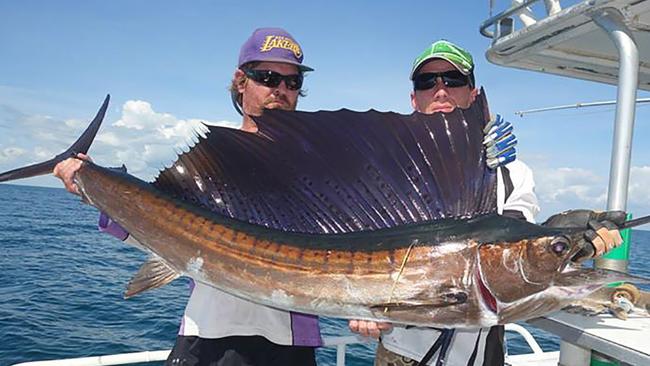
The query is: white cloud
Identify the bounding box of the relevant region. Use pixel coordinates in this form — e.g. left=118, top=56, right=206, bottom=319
left=629, top=166, right=650, bottom=197
left=96, top=131, right=122, bottom=146
left=113, top=100, right=180, bottom=130
left=114, top=148, right=148, bottom=174
left=64, top=118, right=87, bottom=129
left=628, top=166, right=650, bottom=216
left=33, top=146, right=56, bottom=160
left=0, top=147, right=25, bottom=162
left=95, top=100, right=232, bottom=180
left=535, top=167, right=606, bottom=206
left=528, top=161, right=650, bottom=223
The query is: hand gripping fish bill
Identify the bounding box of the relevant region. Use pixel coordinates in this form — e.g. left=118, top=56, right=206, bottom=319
left=1, top=92, right=648, bottom=329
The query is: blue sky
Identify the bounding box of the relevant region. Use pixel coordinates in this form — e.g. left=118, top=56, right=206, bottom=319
left=1, top=0, right=649, bottom=222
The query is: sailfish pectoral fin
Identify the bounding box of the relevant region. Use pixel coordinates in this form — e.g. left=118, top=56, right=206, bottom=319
left=0, top=94, right=110, bottom=183
left=370, top=291, right=468, bottom=312
left=124, top=256, right=180, bottom=299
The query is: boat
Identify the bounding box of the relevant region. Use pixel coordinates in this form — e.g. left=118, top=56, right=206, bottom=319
left=481, top=0, right=650, bottom=365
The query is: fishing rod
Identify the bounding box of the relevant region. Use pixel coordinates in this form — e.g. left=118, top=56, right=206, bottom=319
left=620, top=214, right=650, bottom=230
left=515, top=98, right=650, bottom=117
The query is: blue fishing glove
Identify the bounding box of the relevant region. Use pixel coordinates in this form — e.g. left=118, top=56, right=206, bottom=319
left=484, top=114, right=517, bottom=169
left=542, top=209, right=626, bottom=261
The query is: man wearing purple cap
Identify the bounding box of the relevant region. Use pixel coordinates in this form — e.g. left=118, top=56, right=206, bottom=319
left=52, top=27, right=319, bottom=366
left=230, top=27, right=314, bottom=133
left=164, top=27, right=319, bottom=366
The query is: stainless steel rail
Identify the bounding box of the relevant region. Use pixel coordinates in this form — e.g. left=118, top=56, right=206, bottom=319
left=480, top=0, right=545, bottom=38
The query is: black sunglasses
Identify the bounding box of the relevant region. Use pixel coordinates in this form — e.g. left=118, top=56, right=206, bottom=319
left=413, top=70, right=471, bottom=91
left=242, top=69, right=304, bottom=91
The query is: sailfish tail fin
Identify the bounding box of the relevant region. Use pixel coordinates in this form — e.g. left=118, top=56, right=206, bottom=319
left=0, top=94, right=110, bottom=183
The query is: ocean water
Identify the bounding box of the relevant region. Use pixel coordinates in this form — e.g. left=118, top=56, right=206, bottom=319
left=1, top=183, right=649, bottom=366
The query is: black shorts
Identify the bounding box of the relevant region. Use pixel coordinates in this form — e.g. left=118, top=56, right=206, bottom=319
left=165, top=335, right=317, bottom=366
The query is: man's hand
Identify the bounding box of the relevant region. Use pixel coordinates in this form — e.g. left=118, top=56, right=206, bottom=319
left=585, top=217, right=624, bottom=257
left=543, top=209, right=625, bottom=261
left=53, top=153, right=91, bottom=195
left=348, top=319, right=393, bottom=339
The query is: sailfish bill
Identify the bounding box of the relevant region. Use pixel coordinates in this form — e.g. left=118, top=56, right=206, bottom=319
left=1, top=92, right=648, bottom=328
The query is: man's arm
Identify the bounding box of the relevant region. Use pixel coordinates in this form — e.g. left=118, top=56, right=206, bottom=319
left=499, top=160, right=540, bottom=223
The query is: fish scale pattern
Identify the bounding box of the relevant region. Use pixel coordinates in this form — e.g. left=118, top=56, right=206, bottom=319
left=153, top=91, right=497, bottom=234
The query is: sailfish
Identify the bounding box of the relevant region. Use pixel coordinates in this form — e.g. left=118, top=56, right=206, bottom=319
left=0, top=92, right=647, bottom=329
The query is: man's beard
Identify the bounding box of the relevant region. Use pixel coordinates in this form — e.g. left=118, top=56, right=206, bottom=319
left=264, top=94, right=294, bottom=110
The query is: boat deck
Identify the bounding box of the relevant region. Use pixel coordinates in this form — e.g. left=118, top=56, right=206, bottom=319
left=529, top=310, right=650, bottom=365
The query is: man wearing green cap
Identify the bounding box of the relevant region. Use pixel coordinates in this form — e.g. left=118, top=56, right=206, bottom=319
left=349, top=39, right=540, bottom=366
left=350, top=39, right=624, bottom=366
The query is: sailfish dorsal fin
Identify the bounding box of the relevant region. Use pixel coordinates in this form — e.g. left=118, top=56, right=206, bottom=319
left=153, top=90, right=497, bottom=233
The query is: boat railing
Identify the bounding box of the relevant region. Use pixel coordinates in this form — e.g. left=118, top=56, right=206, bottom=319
left=10, top=324, right=547, bottom=366
left=480, top=0, right=565, bottom=41
left=505, top=323, right=545, bottom=355
left=8, top=336, right=364, bottom=366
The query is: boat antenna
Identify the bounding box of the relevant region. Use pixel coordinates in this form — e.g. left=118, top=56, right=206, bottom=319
left=515, top=98, right=650, bottom=117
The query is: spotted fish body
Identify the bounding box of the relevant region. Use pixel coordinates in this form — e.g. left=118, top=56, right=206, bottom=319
left=0, top=93, right=644, bottom=328
left=76, top=164, right=568, bottom=327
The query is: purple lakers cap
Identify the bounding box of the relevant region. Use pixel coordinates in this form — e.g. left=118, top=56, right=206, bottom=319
left=238, top=27, right=314, bottom=72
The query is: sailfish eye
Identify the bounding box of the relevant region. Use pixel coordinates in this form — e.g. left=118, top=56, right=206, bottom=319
left=550, top=236, right=570, bottom=256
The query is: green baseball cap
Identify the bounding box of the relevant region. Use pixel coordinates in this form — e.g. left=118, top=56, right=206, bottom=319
left=410, top=40, right=474, bottom=80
